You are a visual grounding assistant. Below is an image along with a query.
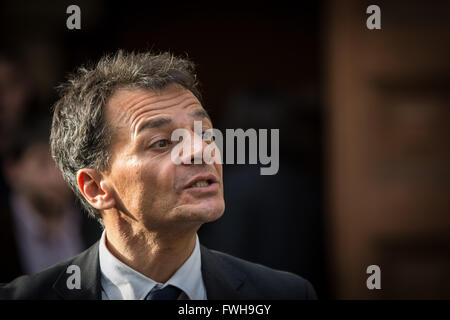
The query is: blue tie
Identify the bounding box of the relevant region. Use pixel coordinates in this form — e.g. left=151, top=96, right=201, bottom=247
left=146, top=285, right=182, bottom=300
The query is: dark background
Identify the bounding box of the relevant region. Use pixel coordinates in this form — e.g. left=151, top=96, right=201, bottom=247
left=1, top=0, right=449, bottom=299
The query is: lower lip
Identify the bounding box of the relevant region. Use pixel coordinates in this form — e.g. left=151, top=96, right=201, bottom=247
left=184, top=182, right=219, bottom=194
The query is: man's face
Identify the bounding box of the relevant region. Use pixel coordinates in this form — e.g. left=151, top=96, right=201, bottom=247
left=102, top=84, right=224, bottom=231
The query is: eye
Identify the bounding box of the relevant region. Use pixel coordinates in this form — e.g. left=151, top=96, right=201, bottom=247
left=202, top=130, right=215, bottom=141
left=149, top=139, right=171, bottom=149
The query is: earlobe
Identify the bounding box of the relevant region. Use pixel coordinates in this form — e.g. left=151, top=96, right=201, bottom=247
left=77, top=169, right=115, bottom=210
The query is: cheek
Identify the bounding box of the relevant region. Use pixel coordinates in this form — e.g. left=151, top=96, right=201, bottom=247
left=133, top=157, right=178, bottom=209
left=148, top=160, right=178, bottom=198
left=215, top=163, right=223, bottom=182
left=109, top=161, right=147, bottom=211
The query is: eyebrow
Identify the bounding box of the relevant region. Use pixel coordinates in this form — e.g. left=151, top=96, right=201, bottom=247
left=190, top=109, right=212, bottom=123
left=136, top=109, right=212, bottom=135
left=136, top=117, right=172, bottom=135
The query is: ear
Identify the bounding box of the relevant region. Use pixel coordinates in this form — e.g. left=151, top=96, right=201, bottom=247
left=77, top=169, right=116, bottom=211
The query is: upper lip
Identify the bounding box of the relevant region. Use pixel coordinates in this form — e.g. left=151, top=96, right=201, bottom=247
left=184, top=173, right=218, bottom=189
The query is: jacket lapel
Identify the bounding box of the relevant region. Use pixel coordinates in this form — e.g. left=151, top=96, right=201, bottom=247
left=200, top=245, right=246, bottom=299
left=51, top=242, right=246, bottom=300
left=52, top=242, right=102, bottom=300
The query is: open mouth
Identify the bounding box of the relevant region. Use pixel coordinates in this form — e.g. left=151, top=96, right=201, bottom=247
left=187, top=179, right=214, bottom=188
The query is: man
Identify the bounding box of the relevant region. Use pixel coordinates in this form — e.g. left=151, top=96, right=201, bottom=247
left=0, top=51, right=317, bottom=300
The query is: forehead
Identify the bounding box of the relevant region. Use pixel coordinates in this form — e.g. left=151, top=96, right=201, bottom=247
left=105, top=84, right=205, bottom=133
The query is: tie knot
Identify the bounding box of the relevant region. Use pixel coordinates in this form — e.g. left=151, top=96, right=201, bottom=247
left=146, top=285, right=182, bottom=300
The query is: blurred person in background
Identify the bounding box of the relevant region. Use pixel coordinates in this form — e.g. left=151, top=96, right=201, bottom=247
left=0, top=53, right=33, bottom=155
left=0, top=53, right=37, bottom=207
left=0, top=117, right=101, bottom=282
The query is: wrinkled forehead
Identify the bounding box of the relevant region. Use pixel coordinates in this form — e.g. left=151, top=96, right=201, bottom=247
left=105, top=83, right=208, bottom=134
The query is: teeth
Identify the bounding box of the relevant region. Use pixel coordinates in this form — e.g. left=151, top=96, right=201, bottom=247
left=191, top=180, right=209, bottom=188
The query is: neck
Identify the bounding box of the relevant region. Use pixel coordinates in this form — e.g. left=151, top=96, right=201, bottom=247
left=103, top=213, right=199, bottom=283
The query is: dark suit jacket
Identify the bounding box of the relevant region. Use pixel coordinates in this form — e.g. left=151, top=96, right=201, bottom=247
left=0, top=241, right=317, bottom=300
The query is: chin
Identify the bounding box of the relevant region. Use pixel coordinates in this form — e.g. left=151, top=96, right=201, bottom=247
left=175, top=199, right=225, bottom=224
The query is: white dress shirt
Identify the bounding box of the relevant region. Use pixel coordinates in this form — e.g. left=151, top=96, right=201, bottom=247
left=98, top=230, right=207, bottom=300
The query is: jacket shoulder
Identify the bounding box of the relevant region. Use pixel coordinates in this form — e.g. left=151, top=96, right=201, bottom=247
left=0, top=257, right=73, bottom=299
left=206, top=248, right=317, bottom=299
left=0, top=242, right=100, bottom=300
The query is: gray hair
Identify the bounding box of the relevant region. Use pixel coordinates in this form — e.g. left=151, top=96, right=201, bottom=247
left=50, top=50, right=201, bottom=220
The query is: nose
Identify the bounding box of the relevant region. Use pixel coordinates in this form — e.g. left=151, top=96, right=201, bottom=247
left=178, top=130, right=210, bottom=165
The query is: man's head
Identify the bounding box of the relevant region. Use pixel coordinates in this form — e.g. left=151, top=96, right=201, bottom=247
left=50, top=51, right=224, bottom=231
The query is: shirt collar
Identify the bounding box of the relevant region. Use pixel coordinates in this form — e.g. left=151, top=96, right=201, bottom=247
left=98, top=230, right=205, bottom=300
